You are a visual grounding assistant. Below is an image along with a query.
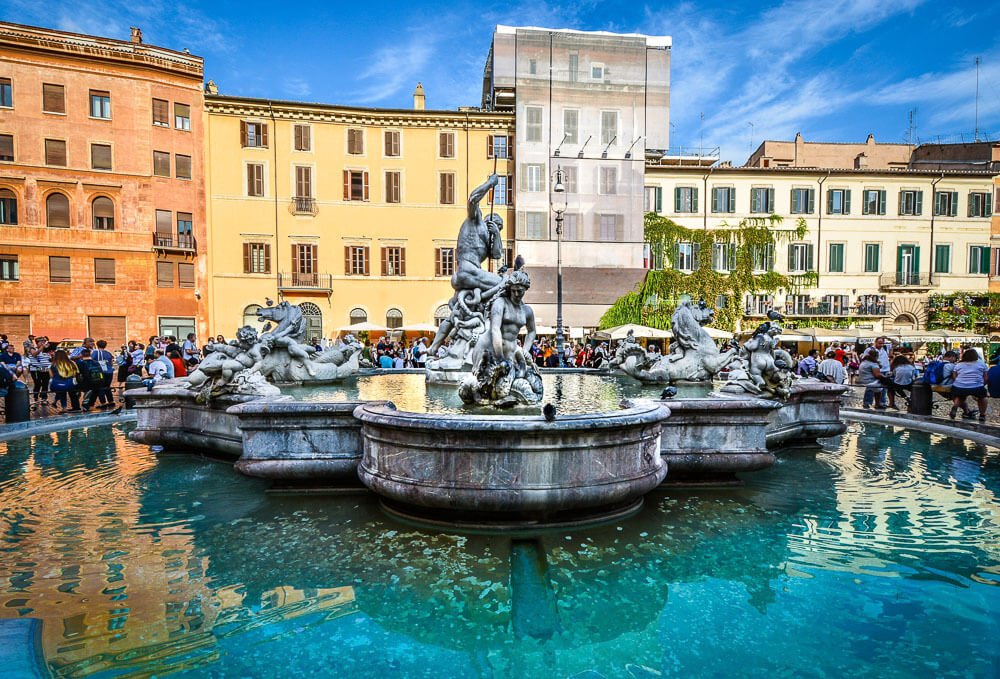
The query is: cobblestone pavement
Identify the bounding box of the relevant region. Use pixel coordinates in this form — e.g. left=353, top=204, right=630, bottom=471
left=841, top=383, right=1000, bottom=426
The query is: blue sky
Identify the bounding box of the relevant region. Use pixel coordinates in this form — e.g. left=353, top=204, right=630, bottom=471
left=5, top=0, right=999, bottom=164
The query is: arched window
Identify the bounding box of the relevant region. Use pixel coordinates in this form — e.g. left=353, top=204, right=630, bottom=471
left=298, top=302, right=323, bottom=342
left=46, top=193, right=70, bottom=228
left=92, top=196, right=114, bottom=230
left=386, top=308, right=403, bottom=329
left=0, top=189, right=17, bottom=225
left=434, top=304, right=450, bottom=326
left=349, top=308, right=367, bottom=326
left=242, top=304, right=262, bottom=328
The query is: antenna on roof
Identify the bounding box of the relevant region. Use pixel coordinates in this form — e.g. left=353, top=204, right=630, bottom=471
left=974, top=56, right=981, bottom=142
left=906, top=109, right=917, bottom=146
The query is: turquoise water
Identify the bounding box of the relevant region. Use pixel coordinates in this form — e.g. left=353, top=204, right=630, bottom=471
left=0, top=422, right=998, bottom=677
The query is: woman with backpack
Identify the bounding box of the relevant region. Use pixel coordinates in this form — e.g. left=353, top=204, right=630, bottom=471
left=50, top=349, right=81, bottom=412
left=949, top=348, right=988, bottom=422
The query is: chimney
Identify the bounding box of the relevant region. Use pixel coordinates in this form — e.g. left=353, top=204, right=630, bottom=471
left=130, top=27, right=143, bottom=44
left=413, top=82, right=426, bottom=110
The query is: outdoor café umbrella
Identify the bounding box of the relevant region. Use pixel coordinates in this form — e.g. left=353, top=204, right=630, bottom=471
left=777, top=327, right=858, bottom=344
left=600, top=324, right=671, bottom=341
left=401, top=322, right=439, bottom=333
left=340, top=321, right=387, bottom=333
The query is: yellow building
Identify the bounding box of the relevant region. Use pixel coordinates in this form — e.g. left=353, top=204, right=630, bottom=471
left=204, top=88, right=514, bottom=340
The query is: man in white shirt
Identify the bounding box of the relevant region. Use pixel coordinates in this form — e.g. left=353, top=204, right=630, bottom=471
left=818, top=350, right=846, bottom=384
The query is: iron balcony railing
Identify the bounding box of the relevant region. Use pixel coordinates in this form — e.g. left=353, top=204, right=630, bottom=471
left=291, top=197, right=317, bottom=215
left=153, top=233, right=196, bottom=251
left=879, top=272, right=935, bottom=289
left=278, top=272, right=332, bottom=290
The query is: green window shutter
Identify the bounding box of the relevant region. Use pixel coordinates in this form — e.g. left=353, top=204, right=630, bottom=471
left=674, top=187, right=681, bottom=213
left=981, top=247, right=990, bottom=274
left=655, top=187, right=663, bottom=213
left=844, top=190, right=851, bottom=215
left=751, top=189, right=758, bottom=213
left=879, top=190, right=886, bottom=215
left=807, top=188, right=815, bottom=214
left=915, top=191, right=923, bottom=215
left=672, top=243, right=680, bottom=270
left=692, top=242, right=701, bottom=269
left=968, top=192, right=975, bottom=217
left=898, top=191, right=904, bottom=215
left=987, top=192, right=993, bottom=217
left=787, top=245, right=796, bottom=271
left=712, top=188, right=721, bottom=213
left=806, top=243, right=815, bottom=271
left=692, top=188, right=699, bottom=213
left=791, top=190, right=800, bottom=213
left=913, top=246, right=920, bottom=273
left=767, top=188, right=775, bottom=212
left=934, top=244, right=950, bottom=273
left=728, top=190, right=736, bottom=213
left=934, top=191, right=942, bottom=215
left=950, top=191, right=958, bottom=217
left=826, top=189, right=834, bottom=214
left=896, top=245, right=904, bottom=274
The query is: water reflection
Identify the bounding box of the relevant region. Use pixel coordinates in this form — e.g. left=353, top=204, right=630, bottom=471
left=0, top=423, right=998, bottom=677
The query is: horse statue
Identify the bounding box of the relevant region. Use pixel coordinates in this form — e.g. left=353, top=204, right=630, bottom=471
left=613, top=299, right=738, bottom=384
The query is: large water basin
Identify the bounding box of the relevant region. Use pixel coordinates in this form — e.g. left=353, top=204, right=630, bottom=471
left=284, top=372, right=708, bottom=414
left=0, top=422, right=998, bottom=676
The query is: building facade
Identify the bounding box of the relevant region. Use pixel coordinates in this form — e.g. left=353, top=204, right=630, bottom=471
left=644, top=164, right=996, bottom=332
left=204, top=92, right=514, bottom=339
left=481, top=25, right=671, bottom=327
left=0, top=22, right=206, bottom=348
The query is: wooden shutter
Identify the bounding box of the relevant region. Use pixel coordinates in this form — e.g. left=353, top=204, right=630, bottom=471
left=154, top=151, right=170, bottom=176
left=363, top=171, right=369, bottom=201
left=296, top=166, right=311, bottom=198
left=178, top=263, right=194, bottom=288
left=94, top=258, right=115, bottom=284
left=381, top=247, right=388, bottom=276
left=263, top=244, right=271, bottom=273
left=46, top=194, right=70, bottom=227
left=343, top=170, right=351, bottom=200
left=826, top=189, right=833, bottom=214
left=435, top=248, right=442, bottom=276
left=362, top=246, right=370, bottom=275
left=45, top=139, right=67, bottom=166
left=439, top=132, right=454, bottom=157
left=243, top=243, right=251, bottom=273
left=49, top=256, right=70, bottom=282
left=240, top=120, right=248, bottom=147
left=155, top=209, right=172, bottom=235
left=176, top=154, right=191, bottom=179
left=487, top=135, right=494, bottom=158
left=261, top=124, right=269, bottom=148
left=152, top=98, right=169, bottom=125
left=174, top=103, right=190, bottom=126
left=156, top=261, right=173, bottom=287
left=247, top=164, right=263, bottom=196
left=344, top=246, right=351, bottom=274
left=42, top=83, right=65, bottom=113
left=400, top=248, right=406, bottom=276
left=292, top=244, right=302, bottom=273
left=91, top=144, right=112, bottom=170
left=0, top=134, right=12, bottom=161
left=93, top=197, right=114, bottom=220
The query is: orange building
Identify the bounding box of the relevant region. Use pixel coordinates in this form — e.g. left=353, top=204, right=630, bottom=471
left=0, top=22, right=206, bottom=348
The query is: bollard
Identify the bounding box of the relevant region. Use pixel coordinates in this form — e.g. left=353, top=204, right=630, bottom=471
left=5, top=382, right=30, bottom=423
left=908, top=382, right=932, bottom=416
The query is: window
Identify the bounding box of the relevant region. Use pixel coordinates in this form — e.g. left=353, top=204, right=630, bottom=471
left=828, top=243, right=844, bottom=273
left=295, top=166, right=313, bottom=199
left=178, top=263, right=195, bottom=288
left=434, top=304, right=450, bottom=326
left=969, top=245, right=990, bottom=274
left=0, top=189, right=16, bottom=225
left=712, top=243, right=736, bottom=271
left=899, top=189, right=922, bottom=216
left=561, top=166, right=577, bottom=193
left=750, top=187, right=774, bottom=213
left=175, top=103, right=191, bottom=130
left=787, top=243, right=814, bottom=272
left=563, top=109, right=579, bottom=145
left=600, top=214, right=624, bottom=242
left=94, top=258, right=115, bottom=285
left=385, top=171, right=401, bottom=203
left=176, top=154, right=191, bottom=180
left=92, top=197, right=114, bottom=230
left=563, top=213, right=579, bottom=240
left=350, top=308, right=368, bottom=325
left=934, top=190, right=958, bottom=216
left=385, top=130, right=400, bottom=157
left=711, top=187, right=735, bottom=213
left=675, top=242, right=697, bottom=271
left=343, top=170, right=369, bottom=201
left=152, top=98, right=169, bottom=126
left=488, top=134, right=511, bottom=159
left=826, top=188, right=851, bottom=215
left=750, top=244, right=774, bottom=272
left=600, top=110, right=618, bottom=145
left=968, top=191, right=993, bottom=217
left=864, top=243, right=881, bottom=272
left=153, top=151, right=170, bottom=177
left=45, top=139, right=67, bottom=166
left=520, top=212, right=545, bottom=239
left=42, top=83, right=65, bottom=114
left=243, top=242, right=271, bottom=274
left=790, top=188, right=814, bottom=214
left=525, top=106, right=543, bottom=142
left=528, top=59, right=537, bottom=75
left=787, top=294, right=811, bottom=315
left=49, top=256, right=71, bottom=283
left=745, top=294, right=774, bottom=315
left=0, top=134, right=11, bottom=162
left=241, top=121, right=268, bottom=148
left=439, top=172, right=455, bottom=204
left=439, top=132, right=455, bottom=158
left=435, top=247, right=455, bottom=276
left=644, top=186, right=663, bottom=213
left=493, top=175, right=512, bottom=205
left=46, top=193, right=70, bottom=227
left=380, top=308, right=404, bottom=332
left=89, top=90, right=111, bottom=119
left=674, top=186, right=697, bottom=213
left=522, top=164, right=544, bottom=192
left=824, top=294, right=851, bottom=315
left=934, top=244, right=951, bottom=274
left=86, top=143, right=111, bottom=171
left=292, top=124, right=311, bottom=151
left=347, top=128, right=364, bottom=154
left=156, top=261, right=173, bottom=287
left=591, top=62, right=605, bottom=80
left=0, top=78, right=10, bottom=107
left=381, top=246, right=405, bottom=276
left=177, top=212, right=193, bottom=238
left=155, top=210, right=173, bottom=243
left=293, top=244, right=317, bottom=282
left=863, top=189, right=886, bottom=215
left=247, top=163, right=264, bottom=197
left=600, top=167, right=618, bottom=195
left=345, top=245, right=369, bottom=275
left=0, top=255, right=17, bottom=281
left=568, top=53, right=579, bottom=82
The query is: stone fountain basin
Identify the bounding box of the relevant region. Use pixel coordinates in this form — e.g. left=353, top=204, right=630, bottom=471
left=354, top=401, right=670, bottom=524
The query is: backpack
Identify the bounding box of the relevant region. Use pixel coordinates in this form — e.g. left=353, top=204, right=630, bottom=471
left=81, top=359, right=105, bottom=386
left=923, top=360, right=945, bottom=385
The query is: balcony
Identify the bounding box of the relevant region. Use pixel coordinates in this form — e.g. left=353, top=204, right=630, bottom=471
left=879, top=272, right=936, bottom=290
left=153, top=232, right=196, bottom=253
left=278, top=272, right=332, bottom=292
left=290, top=197, right=317, bottom=216
left=746, top=298, right=888, bottom=318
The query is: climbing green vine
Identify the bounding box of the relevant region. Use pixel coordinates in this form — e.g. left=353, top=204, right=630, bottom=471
left=599, top=213, right=816, bottom=331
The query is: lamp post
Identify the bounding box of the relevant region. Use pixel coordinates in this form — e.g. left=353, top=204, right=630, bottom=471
left=552, top=166, right=567, bottom=367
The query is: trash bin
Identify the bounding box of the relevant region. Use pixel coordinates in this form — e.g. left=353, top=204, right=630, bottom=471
left=123, top=374, right=143, bottom=409
left=909, top=382, right=932, bottom=416
left=4, top=382, right=30, bottom=423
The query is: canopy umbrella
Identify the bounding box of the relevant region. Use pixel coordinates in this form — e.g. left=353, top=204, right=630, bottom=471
left=400, top=322, right=439, bottom=333
left=699, top=326, right=734, bottom=340
left=878, top=329, right=989, bottom=344
left=778, top=327, right=859, bottom=343
left=339, top=321, right=387, bottom=333
left=600, top=324, right=671, bottom=341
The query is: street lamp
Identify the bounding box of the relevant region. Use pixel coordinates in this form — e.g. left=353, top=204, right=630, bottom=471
left=552, top=165, right=568, bottom=367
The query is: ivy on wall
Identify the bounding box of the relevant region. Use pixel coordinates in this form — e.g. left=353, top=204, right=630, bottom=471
left=927, top=292, right=1000, bottom=332
left=599, top=213, right=816, bottom=331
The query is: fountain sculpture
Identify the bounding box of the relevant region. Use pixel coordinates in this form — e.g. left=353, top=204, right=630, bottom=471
left=721, top=318, right=796, bottom=400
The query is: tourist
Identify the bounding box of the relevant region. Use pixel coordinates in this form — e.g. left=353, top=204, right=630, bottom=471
left=92, top=339, right=116, bottom=408
left=70, top=337, right=96, bottom=359
left=987, top=354, right=1000, bottom=398
left=145, top=337, right=158, bottom=361
left=182, top=333, right=200, bottom=363
left=378, top=351, right=393, bottom=369
left=0, top=343, right=22, bottom=370
left=168, top=349, right=188, bottom=378
left=858, top=348, right=886, bottom=410
left=27, top=341, right=52, bottom=404
left=74, top=348, right=106, bottom=411
left=50, top=349, right=81, bottom=412
left=116, top=345, right=133, bottom=388
left=949, top=348, right=988, bottom=422
left=846, top=347, right=860, bottom=384
left=817, top=350, right=846, bottom=384
left=889, top=355, right=917, bottom=406
left=797, top=349, right=819, bottom=376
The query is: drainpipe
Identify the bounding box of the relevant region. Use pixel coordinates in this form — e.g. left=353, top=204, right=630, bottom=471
left=269, top=101, right=279, bottom=298
left=815, top=170, right=830, bottom=287
left=929, top=173, right=944, bottom=284
left=702, top=166, right=714, bottom=230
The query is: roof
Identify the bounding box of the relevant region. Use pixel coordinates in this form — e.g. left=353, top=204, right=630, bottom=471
left=496, top=24, right=671, bottom=48
left=645, top=164, right=998, bottom=178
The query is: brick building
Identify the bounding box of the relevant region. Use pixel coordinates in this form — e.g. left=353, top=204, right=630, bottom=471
left=0, top=22, right=206, bottom=348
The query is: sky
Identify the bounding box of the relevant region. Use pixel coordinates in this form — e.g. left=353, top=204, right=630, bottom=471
left=4, top=0, right=999, bottom=164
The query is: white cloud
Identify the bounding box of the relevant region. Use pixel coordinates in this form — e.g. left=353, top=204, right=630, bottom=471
left=283, top=77, right=312, bottom=99
left=354, top=34, right=435, bottom=104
